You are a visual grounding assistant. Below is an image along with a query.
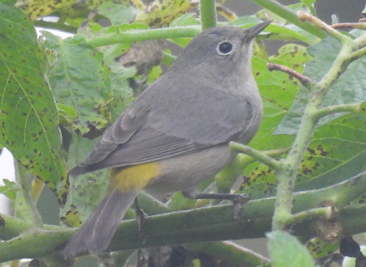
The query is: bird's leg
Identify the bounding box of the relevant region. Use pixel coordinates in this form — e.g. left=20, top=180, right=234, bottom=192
left=137, top=248, right=148, bottom=267
left=134, top=197, right=147, bottom=267
left=134, top=197, right=146, bottom=238
left=182, top=191, right=250, bottom=221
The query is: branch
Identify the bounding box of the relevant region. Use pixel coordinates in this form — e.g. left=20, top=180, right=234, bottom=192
left=297, top=11, right=352, bottom=44
left=2, top=170, right=366, bottom=261
left=0, top=213, right=60, bottom=240
left=270, top=12, right=366, bottom=230
left=287, top=207, right=333, bottom=226
left=216, top=5, right=237, bottom=22
left=249, top=0, right=325, bottom=39
left=349, top=46, right=366, bottom=60
left=267, top=63, right=317, bottom=89
left=332, top=22, right=366, bottom=30
left=200, top=0, right=217, bottom=30
left=215, top=148, right=287, bottom=194
left=313, top=103, right=360, bottom=121
left=229, top=142, right=282, bottom=171
left=87, top=26, right=201, bottom=47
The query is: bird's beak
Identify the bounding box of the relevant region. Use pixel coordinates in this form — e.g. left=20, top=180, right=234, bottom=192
left=245, top=20, right=271, bottom=40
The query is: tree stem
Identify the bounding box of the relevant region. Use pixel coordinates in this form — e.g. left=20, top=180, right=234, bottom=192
left=250, top=0, right=325, bottom=38
left=200, top=0, right=217, bottom=30
left=87, top=26, right=201, bottom=47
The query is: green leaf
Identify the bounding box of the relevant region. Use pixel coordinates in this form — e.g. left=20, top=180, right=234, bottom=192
left=168, top=13, right=200, bottom=48
left=170, top=13, right=200, bottom=27
left=300, top=0, right=316, bottom=15
left=0, top=179, right=19, bottom=200
left=97, top=2, right=137, bottom=25
left=147, top=65, right=162, bottom=84
left=43, top=32, right=112, bottom=137
left=238, top=45, right=311, bottom=198
left=232, top=16, right=261, bottom=26
left=237, top=55, right=303, bottom=198
left=168, top=15, right=196, bottom=48
left=57, top=103, right=77, bottom=118
left=103, top=43, right=131, bottom=65
left=276, top=36, right=366, bottom=135
left=134, top=0, right=191, bottom=27
left=256, top=3, right=309, bottom=24
left=167, top=191, right=198, bottom=211
left=301, top=0, right=316, bottom=6
left=108, top=62, right=135, bottom=121
left=235, top=17, right=313, bottom=44
left=61, top=133, right=107, bottom=225
left=268, top=231, right=316, bottom=267
left=250, top=56, right=298, bottom=151
left=17, top=0, right=77, bottom=20
left=270, top=44, right=313, bottom=73
left=242, top=104, right=366, bottom=196
left=255, top=4, right=318, bottom=44
left=266, top=24, right=312, bottom=43
left=306, top=238, right=339, bottom=260
left=295, top=104, right=366, bottom=190
left=0, top=1, right=68, bottom=204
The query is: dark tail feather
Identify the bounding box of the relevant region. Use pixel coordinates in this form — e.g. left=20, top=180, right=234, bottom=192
left=63, top=189, right=139, bottom=257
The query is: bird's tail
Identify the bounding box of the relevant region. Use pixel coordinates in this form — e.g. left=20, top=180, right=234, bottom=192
left=63, top=189, right=138, bottom=257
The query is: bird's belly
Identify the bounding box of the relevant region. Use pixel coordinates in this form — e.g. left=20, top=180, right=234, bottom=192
left=144, top=144, right=233, bottom=194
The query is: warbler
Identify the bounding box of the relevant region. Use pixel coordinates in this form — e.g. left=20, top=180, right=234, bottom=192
left=64, top=21, right=270, bottom=257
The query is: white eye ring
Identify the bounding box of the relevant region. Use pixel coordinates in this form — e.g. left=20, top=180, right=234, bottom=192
left=217, top=41, right=234, bottom=55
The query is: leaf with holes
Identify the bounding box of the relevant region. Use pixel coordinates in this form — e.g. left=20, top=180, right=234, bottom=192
left=275, top=35, right=366, bottom=135
left=250, top=56, right=299, bottom=151
left=134, top=0, right=191, bottom=27
left=236, top=56, right=299, bottom=198
left=97, top=1, right=137, bottom=25
left=61, top=133, right=108, bottom=226
left=306, top=238, right=339, bottom=260
left=0, top=1, right=68, bottom=204
left=241, top=104, right=366, bottom=198
left=43, top=32, right=112, bottom=138
left=270, top=44, right=313, bottom=73
left=237, top=48, right=311, bottom=198
left=295, top=103, right=366, bottom=191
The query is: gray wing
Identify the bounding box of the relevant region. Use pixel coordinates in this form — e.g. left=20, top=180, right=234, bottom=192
left=70, top=78, right=259, bottom=176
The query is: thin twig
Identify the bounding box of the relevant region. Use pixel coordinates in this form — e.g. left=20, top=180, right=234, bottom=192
left=216, top=5, right=237, bottom=22
left=298, top=11, right=352, bottom=44
left=288, top=206, right=333, bottom=226
left=229, top=142, right=282, bottom=171
left=313, top=103, right=360, bottom=121
left=250, top=0, right=325, bottom=39
left=332, top=22, right=366, bottom=30
left=267, top=63, right=316, bottom=89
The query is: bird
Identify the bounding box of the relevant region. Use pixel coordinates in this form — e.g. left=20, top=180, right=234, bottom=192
left=63, top=20, right=270, bottom=257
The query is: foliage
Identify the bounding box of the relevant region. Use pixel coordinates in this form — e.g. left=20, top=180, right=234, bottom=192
left=1, top=0, right=366, bottom=266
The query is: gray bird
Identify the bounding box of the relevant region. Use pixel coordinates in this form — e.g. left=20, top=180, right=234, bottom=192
left=64, top=21, right=270, bottom=258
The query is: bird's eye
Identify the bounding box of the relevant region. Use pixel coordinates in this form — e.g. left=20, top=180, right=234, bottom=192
left=217, top=41, right=233, bottom=55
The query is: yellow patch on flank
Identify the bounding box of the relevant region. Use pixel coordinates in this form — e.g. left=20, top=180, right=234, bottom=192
left=108, top=163, right=161, bottom=193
